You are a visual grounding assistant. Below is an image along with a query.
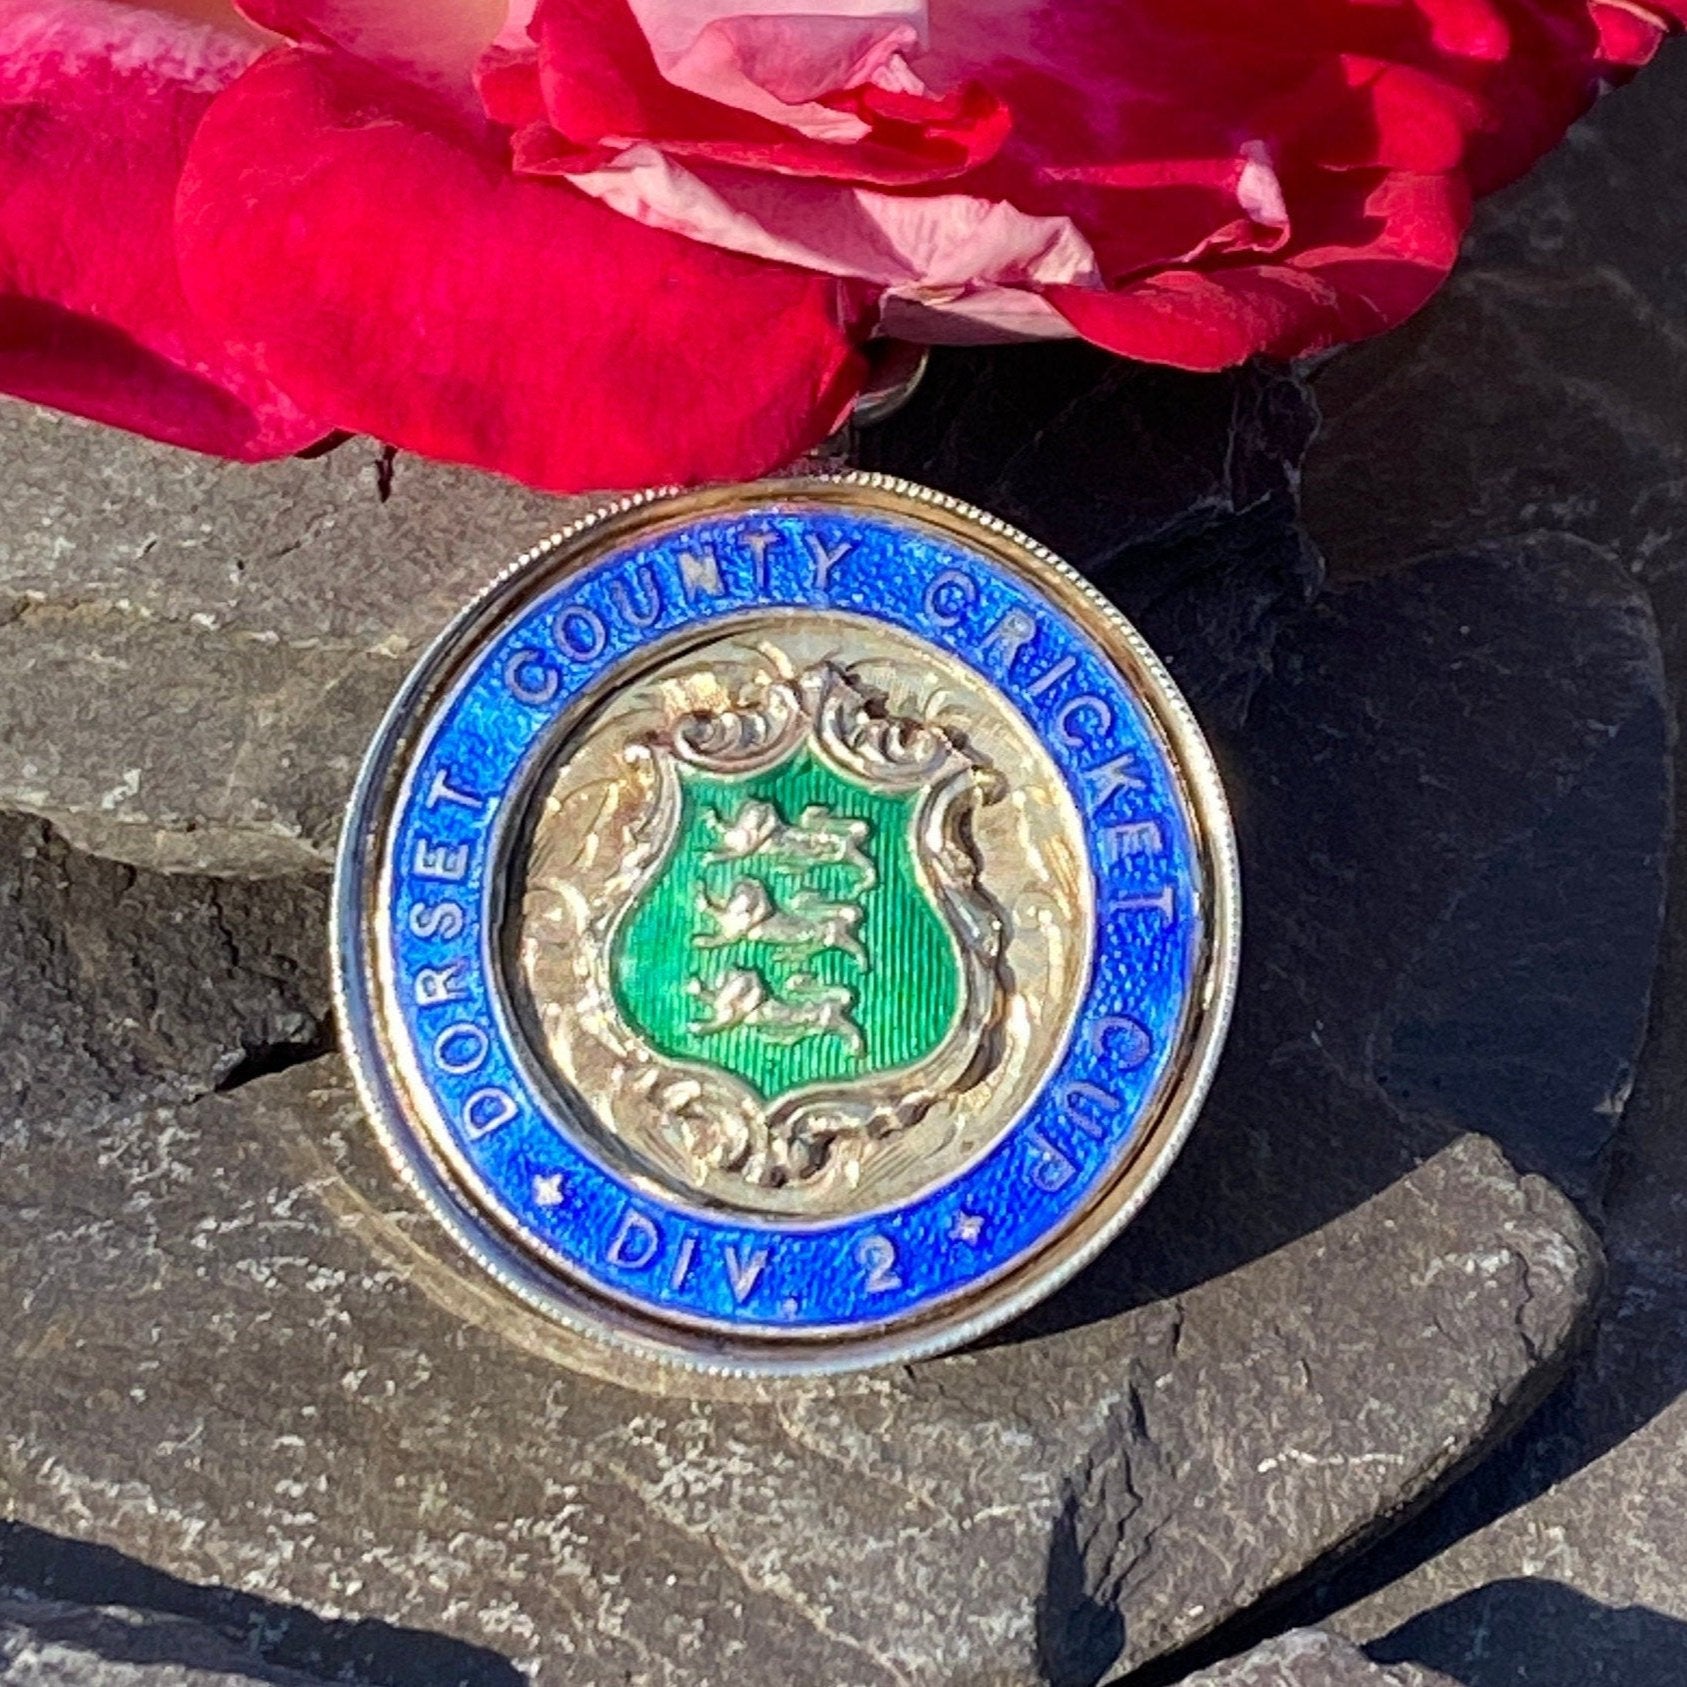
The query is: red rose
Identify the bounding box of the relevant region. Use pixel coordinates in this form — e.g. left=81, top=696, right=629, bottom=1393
left=1, top=1, right=1679, bottom=491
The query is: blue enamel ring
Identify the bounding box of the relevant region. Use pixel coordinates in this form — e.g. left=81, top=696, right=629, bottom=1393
left=333, top=475, right=1239, bottom=1382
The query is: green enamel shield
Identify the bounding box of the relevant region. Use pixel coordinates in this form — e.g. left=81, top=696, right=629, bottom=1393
left=610, top=749, right=961, bottom=1102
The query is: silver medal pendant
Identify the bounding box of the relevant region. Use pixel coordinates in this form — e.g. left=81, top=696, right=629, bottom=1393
left=335, top=474, right=1238, bottom=1383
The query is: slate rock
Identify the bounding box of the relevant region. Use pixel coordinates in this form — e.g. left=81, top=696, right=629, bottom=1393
left=1274, top=423, right=1687, bottom=1687
left=0, top=811, right=330, bottom=1121
left=0, top=432, right=1665, bottom=1683
left=1318, top=1006, right=1687, bottom=1686
left=0, top=1594, right=328, bottom=1686
left=1312, top=721, right=1687, bottom=1684
left=1243, top=532, right=1666, bottom=1217
left=1072, top=529, right=1669, bottom=1345
left=1304, top=42, right=1687, bottom=586
left=0, top=1050, right=1596, bottom=1687
left=860, top=346, right=1322, bottom=722
left=1363, top=1585, right=1687, bottom=1687
left=0, top=406, right=596, bottom=876
left=0, top=354, right=1318, bottom=878
left=1184, top=1631, right=1454, bottom=1687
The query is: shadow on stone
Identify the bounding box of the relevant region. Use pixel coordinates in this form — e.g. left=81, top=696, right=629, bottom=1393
left=995, top=531, right=1668, bottom=1347
left=1196, top=671, right=1687, bottom=1637
left=0, top=1523, right=523, bottom=1687
left=1036, top=1487, right=1128, bottom=1687
left=213, top=1020, right=338, bottom=1095
left=1370, top=1580, right=1687, bottom=1687
left=857, top=344, right=1323, bottom=726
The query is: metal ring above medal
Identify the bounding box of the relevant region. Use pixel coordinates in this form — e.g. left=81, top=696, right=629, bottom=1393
left=334, top=475, right=1239, bottom=1380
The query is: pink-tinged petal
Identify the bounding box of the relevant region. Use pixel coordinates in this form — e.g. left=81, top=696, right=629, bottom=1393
left=236, top=0, right=524, bottom=100
left=176, top=47, right=867, bottom=491
left=125, top=0, right=279, bottom=41
left=0, top=2, right=324, bottom=457
left=524, top=0, right=1007, bottom=185
left=880, top=286, right=1072, bottom=341
left=1048, top=169, right=1469, bottom=368
left=476, top=40, right=547, bottom=126
left=497, top=0, right=539, bottom=49
left=911, top=0, right=1677, bottom=209
left=628, top=0, right=927, bottom=131
left=522, top=0, right=1512, bottom=355
left=543, top=138, right=1097, bottom=291
left=566, top=0, right=1673, bottom=369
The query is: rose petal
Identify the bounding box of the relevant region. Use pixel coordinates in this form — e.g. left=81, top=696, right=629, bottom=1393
left=1591, top=0, right=1682, bottom=63
left=627, top=0, right=928, bottom=127
left=236, top=0, right=530, bottom=103
left=543, top=138, right=1099, bottom=293
left=531, top=0, right=1680, bottom=369
left=1465, top=0, right=1683, bottom=191
left=0, top=1, right=324, bottom=456
left=176, top=47, right=867, bottom=491
left=519, top=0, right=1007, bottom=185
left=1048, top=168, right=1469, bottom=367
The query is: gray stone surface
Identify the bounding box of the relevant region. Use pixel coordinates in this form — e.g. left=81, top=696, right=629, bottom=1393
left=1183, top=1631, right=1454, bottom=1687
left=1320, top=904, right=1687, bottom=1679
left=1361, top=1585, right=1687, bottom=1687
left=1304, top=40, right=1687, bottom=588
left=1107, top=528, right=1668, bottom=1329
left=0, top=801, right=1611, bottom=1682
left=0, top=497, right=1660, bottom=1685
left=1300, top=422, right=1687, bottom=1683
left=1309, top=782, right=1687, bottom=1666
left=0, top=1052, right=1596, bottom=1687
left=0, top=409, right=596, bottom=875
left=0, top=811, right=329, bottom=1120
left=861, top=351, right=1323, bottom=724
left=0, top=820, right=341, bottom=1679
left=0, top=501, right=1659, bottom=1682
left=0, top=1593, right=326, bottom=1685
left=0, top=332, right=1668, bottom=1683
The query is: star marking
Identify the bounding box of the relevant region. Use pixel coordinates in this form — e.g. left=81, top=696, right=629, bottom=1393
left=532, top=1173, right=566, bottom=1209
left=951, top=1211, right=984, bottom=1244
left=780, top=1296, right=801, bottom=1317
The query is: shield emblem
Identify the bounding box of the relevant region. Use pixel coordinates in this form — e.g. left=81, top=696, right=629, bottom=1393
left=550, top=656, right=1010, bottom=1194
left=610, top=747, right=961, bottom=1102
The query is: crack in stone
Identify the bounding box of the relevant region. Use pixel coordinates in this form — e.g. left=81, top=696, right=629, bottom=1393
left=0, top=590, right=417, bottom=658
left=767, top=1402, right=952, bottom=1525
left=588, top=1453, right=912, bottom=1687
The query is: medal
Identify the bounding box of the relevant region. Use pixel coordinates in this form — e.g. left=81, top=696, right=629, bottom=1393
left=335, top=474, right=1238, bottom=1380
